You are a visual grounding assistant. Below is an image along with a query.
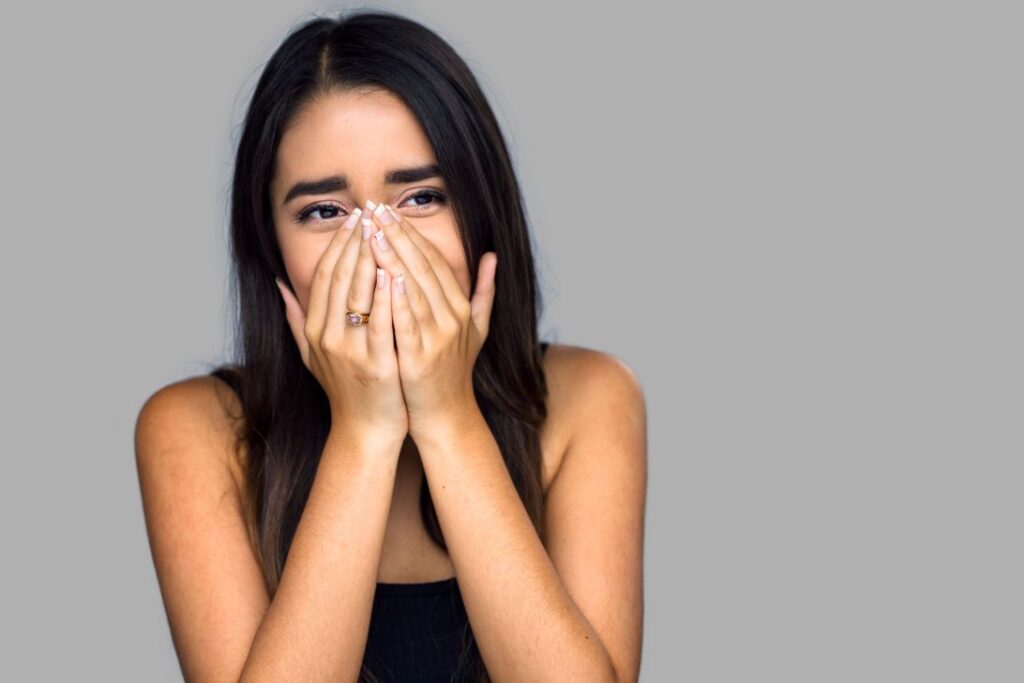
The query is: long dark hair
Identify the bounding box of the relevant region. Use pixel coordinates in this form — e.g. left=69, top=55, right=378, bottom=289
left=207, top=9, right=548, bottom=682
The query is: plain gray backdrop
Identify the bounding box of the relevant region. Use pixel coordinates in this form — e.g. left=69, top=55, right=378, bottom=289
left=0, top=0, right=1019, bottom=680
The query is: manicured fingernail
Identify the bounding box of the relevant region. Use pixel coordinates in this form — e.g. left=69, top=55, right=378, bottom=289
left=366, top=199, right=378, bottom=211
left=375, top=203, right=395, bottom=225
left=345, top=207, right=362, bottom=230
left=274, top=277, right=290, bottom=303
left=396, top=272, right=406, bottom=293
left=376, top=267, right=385, bottom=289
left=362, top=217, right=373, bottom=239
left=373, top=229, right=389, bottom=250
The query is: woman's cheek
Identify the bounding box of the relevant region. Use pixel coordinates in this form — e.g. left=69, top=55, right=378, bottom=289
left=290, top=238, right=333, bottom=313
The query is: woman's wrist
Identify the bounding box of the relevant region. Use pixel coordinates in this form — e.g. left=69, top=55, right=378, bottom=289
left=325, top=420, right=406, bottom=463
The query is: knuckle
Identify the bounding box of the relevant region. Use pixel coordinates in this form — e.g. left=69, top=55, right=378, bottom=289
left=436, top=312, right=460, bottom=335
left=424, top=251, right=444, bottom=271
left=347, top=282, right=366, bottom=304
left=320, top=329, right=342, bottom=353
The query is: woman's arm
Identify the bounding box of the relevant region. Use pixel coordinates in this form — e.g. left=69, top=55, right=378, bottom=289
left=135, top=378, right=402, bottom=683
left=237, top=428, right=401, bottom=682
left=412, top=350, right=646, bottom=683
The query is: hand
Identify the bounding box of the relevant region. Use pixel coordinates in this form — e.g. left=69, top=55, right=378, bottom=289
left=275, top=205, right=409, bottom=447
left=365, top=203, right=498, bottom=439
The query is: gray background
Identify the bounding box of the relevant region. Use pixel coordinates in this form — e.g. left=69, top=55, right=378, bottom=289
left=0, top=0, right=1019, bottom=680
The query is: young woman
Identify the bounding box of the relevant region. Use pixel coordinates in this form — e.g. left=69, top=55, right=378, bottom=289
left=135, top=10, right=646, bottom=683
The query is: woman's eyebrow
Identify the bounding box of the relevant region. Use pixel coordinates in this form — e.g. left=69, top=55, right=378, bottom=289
left=283, top=163, right=442, bottom=204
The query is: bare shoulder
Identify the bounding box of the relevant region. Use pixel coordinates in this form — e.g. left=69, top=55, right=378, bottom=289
left=540, top=342, right=645, bottom=489
left=134, top=373, right=248, bottom=510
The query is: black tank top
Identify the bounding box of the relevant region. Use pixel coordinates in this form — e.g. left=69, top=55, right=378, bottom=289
left=211, top=341, right=551, bottom=681
left=363, top=576, right=471, bottom=681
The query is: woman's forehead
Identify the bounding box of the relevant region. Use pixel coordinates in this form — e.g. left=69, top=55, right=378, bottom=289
left=275, top=91, right=435, bottom=178
left=286, top=90, right=426, bottom=148
left=273, top=100, right=440, bottom=197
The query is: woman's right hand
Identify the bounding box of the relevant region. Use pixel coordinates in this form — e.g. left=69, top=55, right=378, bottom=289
left=275, top=203, right=408, bottom=447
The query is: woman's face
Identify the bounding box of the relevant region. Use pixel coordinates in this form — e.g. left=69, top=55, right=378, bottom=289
left=269, top=88, right=468, bottom=314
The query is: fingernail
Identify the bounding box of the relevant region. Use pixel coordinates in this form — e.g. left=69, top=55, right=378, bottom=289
left=366, top=199, right=378, bottom=212
left=345, top=207, right=362, bottom=230
left=362, top=217, right=374, bottom=239
left=396, top=272, right=406, bottom=293
left=376, top=267, right=385, bottom=289
left=373, top=229, right=389, bottom=250
left=375, top=203, right=395, bottom=225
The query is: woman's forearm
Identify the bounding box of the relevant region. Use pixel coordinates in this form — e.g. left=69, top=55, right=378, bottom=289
left=237, top=429, right=402, bottom=683
left=415, top=411, right=618, bottom=682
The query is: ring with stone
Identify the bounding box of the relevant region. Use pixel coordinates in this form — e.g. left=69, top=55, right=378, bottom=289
left=344, top=310, right=371, bottom=326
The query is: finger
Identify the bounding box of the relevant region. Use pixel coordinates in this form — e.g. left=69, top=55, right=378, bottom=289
left=305, top=208, right=363, bottom=342
left=386, top=204, right=468, bottom=315
left=323, top=208, right=375, bottom=343
left=368, top=203, right=443, bottom=330
left=330, top=209, right=380, bottom=344
left=367, top=267, right=396, bottom=359
left=391, top=270, right=422, bottom=353
left=275, top=277, right=311, bottom=367
left=470, top=251, right=498, bottom=340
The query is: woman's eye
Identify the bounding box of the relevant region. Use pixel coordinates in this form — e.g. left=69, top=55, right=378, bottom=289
left=295, top=190, right=445, bottom=225
left=399, top=189, right=447, bottom=211
left=296, top=203, right=344, bottom=224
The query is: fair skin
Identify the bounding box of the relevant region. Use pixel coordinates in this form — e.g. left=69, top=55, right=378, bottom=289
left=135, top=87, right=646, bottom=682
left=271, top=88, right=472, bottom=322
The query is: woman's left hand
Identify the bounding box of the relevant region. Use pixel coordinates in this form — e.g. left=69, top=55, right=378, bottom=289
left=366, top=203, right=497, bottom=439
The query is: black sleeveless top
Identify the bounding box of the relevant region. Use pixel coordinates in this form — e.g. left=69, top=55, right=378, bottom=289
left=210, top=341, right=551, bottom=682
left=364, top=576, right=471, bottom=681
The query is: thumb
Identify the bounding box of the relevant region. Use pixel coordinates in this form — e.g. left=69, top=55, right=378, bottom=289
left=469, top=252, right=498, bottom=340
left=274, top=277, right=311, bottom=368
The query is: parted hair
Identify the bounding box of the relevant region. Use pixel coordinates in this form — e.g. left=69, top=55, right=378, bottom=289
left=208, top=9, right=550, bottom=682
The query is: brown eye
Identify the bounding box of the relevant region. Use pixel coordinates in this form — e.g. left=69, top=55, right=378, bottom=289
left=296, top=203, right=344, bottom=223
left=399, top=189, right=447, bottom=211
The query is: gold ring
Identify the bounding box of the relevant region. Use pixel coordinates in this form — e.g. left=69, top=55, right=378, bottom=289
left=344, top=310, right=371, bottom=326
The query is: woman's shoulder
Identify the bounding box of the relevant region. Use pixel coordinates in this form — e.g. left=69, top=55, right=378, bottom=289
left=134, top=371, right=249, bottom=499
left=136, top=371, right=243, bottom=437
left=541, top=341, right=639, bottom=406
left=539, top=342, right=642, bottom=487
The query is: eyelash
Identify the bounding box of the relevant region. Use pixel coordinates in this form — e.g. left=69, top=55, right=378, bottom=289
left=295, top=189, right=447, bottom=224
